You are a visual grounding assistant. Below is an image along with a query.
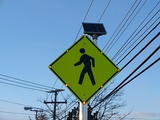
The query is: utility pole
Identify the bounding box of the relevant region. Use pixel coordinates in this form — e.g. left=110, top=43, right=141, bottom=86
left=44, top=89, right=67, bottom=120
left=80, top=22, right=107, bottom=120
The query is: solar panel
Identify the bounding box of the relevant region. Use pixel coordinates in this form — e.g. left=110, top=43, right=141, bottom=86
left=82, top=22, right=107, bottom=36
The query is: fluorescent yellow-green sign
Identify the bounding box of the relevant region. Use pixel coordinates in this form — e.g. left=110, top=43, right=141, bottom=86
left=49, top=35, right=120, bottom=104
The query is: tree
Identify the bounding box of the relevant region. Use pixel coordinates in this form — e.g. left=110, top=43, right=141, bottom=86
left=89, top=90, right=126, bottom=119
left=65, top=80, right=131, bottom=120
left=88, top=81, right=128, bottom=120
left=37, top=112, right=49, bottom=120
left=41, top=81, right=130, bottom=120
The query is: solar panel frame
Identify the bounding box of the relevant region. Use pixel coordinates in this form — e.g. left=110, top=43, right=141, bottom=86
left=82, top=22, right=107, bottom=36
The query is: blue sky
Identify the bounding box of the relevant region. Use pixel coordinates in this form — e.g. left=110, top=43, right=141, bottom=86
left=0, top=0, right=159, bottom=120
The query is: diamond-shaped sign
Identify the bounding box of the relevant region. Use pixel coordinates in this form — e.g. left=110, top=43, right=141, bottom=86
left=49, top=35, right=120, bottom=104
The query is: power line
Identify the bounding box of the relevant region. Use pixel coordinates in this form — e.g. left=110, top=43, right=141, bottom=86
left=116, top=20, right=159, bottom=65
left=114, top=56, right=159, bottom=97
left=102, top=0, right=139, bottom=52
left=58, top=1, right=159, bottom=118
left=121, top=32, right=159, bottom=70
left=112, top=2, right=160, bottom=61
left=90, top=44, right=159, bottom=111
left=74, top=0, right=94, bottom=42
left=112, top=45, right=159, bottom=98
left=0, top=73, right=53, bottom=89
left=98, top=0, right=111, bottom=22
left=105, top=0, right=147, bottom=54
left=0, top=110, right=33, bottom=115
left=90, top=32, right=159, bottom=109
left=0, top=77, right=52, bottom=91
left=52, top=78, right=58, bottom=89
left=68, top=1, right=159, bottom=117
left=97, top=56, right=160, bottom=112
left=0, top=73, right=57, bottom=92
left=0, top=99, right=28, bottom=106
left=74, top=0, right=111, bottom=43
left=0, top=80, right=46, bottom=92
left=65, top=1, right=159, bottom=118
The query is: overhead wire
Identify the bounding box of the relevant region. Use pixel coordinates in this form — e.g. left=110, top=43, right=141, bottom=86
left=88, top=1, right=160, bottom=114
left=102, top=0, right=139, bottom=52
left=112, top=2, right=160, bottom=61
left=116, top=19, right=159, bottom=65
left=0, top=74, right=55, bottom=92
left=0, top=73, right=53, bottom=90
left=0, top=77, right=52, bottom=91
left=52, top=78, right=58, bottom=89
left=0, top=80, right=46, bottom=92
left=43, top=1, right=160, bottom=118
left=101, top=52, right=159, bottom=107
left=0, top=110, right=33, bottom=115
left=0, top=98, right=49, bottom=117
left=98, top=0, right=111, bottom=23
left=105, top=0, right=147, bottom=54
left=15, top=0, right=158, bottom=116
left=62, top=1, right=160, bottom=116
left=90, top=44, right=159, bottom=111
left=70, top=0, right=159, bottom=114
left=120, top=31, right=159, bottom=70
left=69, top=0, right=158, bottom=112
left=112, top=57, right=159, bottom=100
left=0, top=99, right=29, bottom=106
left=78, top=0, right=138, bottom=111
left=115, top=44, right=160, bottom=95
left=73, top=0, right=94, bottom=42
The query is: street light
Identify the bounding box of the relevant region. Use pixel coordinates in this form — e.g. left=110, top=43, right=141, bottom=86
left=24, top=107, right=32, bottom=111
left=24, top=107, right=43, bottom=120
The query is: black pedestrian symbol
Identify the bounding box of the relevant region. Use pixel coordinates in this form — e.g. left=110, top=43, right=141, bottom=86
left=74, top=48, right=96, bottom=86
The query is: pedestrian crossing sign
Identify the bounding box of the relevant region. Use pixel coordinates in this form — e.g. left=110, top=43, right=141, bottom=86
left=49, top=35, right=120, bottom=104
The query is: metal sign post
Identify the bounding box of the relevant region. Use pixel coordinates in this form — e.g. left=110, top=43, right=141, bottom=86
left=79, top=102, right=88, bottom=120
left=49, top=22, right=120, bottom=120
left=79, top=34, right=98, bottom=120
left=79, top=23, right=107, bottom=120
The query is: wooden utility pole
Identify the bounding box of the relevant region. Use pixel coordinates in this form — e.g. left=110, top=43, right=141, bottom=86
left=44, top=89, right=67, bottom=120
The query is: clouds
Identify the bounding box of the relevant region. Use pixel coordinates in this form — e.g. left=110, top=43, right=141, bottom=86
left=130, top=112, right=160, bottom=119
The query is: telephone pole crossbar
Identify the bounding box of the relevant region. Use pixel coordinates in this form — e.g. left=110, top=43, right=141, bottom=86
left=44, top=89, right=67, bottom=120
left=44, top=101, right=67, bottom=104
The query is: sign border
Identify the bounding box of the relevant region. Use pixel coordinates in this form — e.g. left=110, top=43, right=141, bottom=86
left=49, top=35, right=120, bottom=104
